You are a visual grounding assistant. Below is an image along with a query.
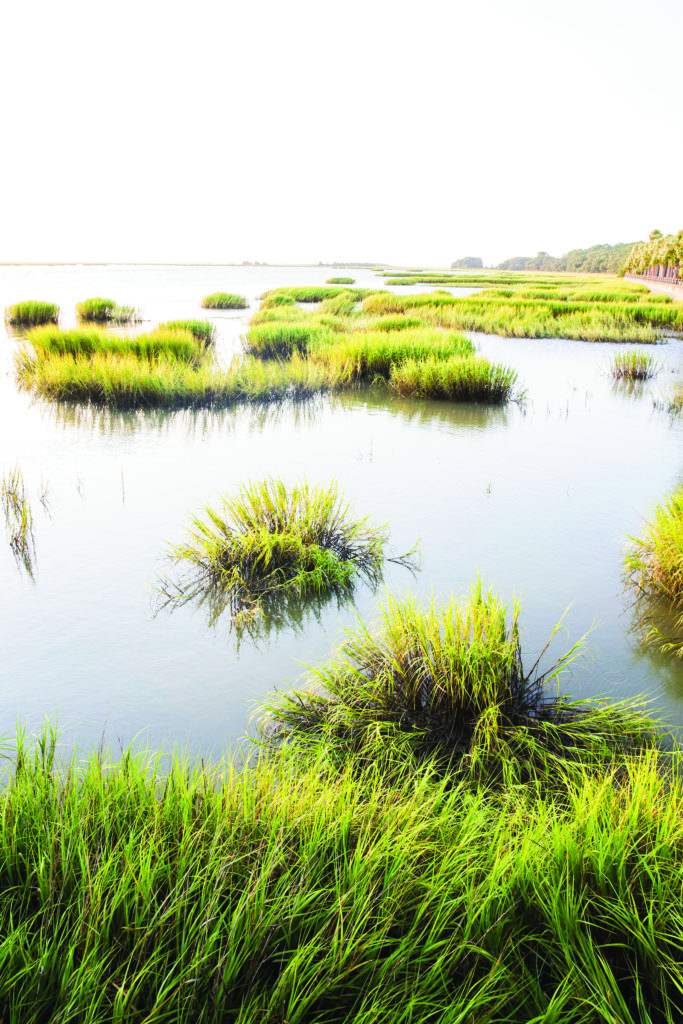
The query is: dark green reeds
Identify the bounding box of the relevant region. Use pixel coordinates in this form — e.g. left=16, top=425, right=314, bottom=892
left=168, top=479, right=393, bottom=624
left=610, top=348, right=660, bottom=380
left=263, top=584, right=652, bottom=781
left=625, top=485, right=683, bottom=654
left=4, top=300, right=59, bottom=326
left=200, top=292, right=248, bottom=309
left=75, top=297, right=139, bottom=323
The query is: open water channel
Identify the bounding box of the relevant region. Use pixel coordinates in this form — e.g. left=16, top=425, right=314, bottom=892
left=2, top=264, right=683, bottom=758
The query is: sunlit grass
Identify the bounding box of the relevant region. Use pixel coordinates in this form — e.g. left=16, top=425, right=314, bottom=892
left=610, top=348, right=660, bottom=380
left=389, top=354, right=518, bottom=402
left=26, top=326, right=203, bottom=363
left=75, top=297, right=139, bottom=322
left=4, top=300, right=59, bottom=326
left=200, top=292, right=248, bottom=309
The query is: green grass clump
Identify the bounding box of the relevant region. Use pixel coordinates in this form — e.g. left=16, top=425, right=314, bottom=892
left=610, top=348, right=660, bottom=380
left=326, top=276, right=355, bottom=284
left=245, top=322, right=334, bottom=359
left=359, top=314, right=423, bottom=331
left=318, top=292, right=357, bottom=316
left=312, top=328, right=475, bottom=382
left=26, top=326, right=202, bottom=363
left=259, top=292, right=297, bottom=308
left=15, top=349, right=336, bottom=409
left=168, top=479, right=392, bottom=622
left=625, top=485, right=683, bottom=654
left=4, top=300, right=59, bottom=326
left=75, top=297, right=139, bottom=322
left=389, top=354, right=518, bottom=402
left=1, top=718, right=681, bottom=1022
left=158, top=319, right=215, bottom=345
left=264, top=584, right=651, bottom=781
left=200, top=292, right=248, bottom=310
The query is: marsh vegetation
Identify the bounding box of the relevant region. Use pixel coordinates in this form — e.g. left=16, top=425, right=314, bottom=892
left=4, top=300, right=59, bottom=326
left=610, top=348, right=660, bottom=380
left=1, top=466, right=36, bottom=577
left=165, top=478, right=411, bottom=628
left=76, top=297, right=139, bottom=323
left=200, top=292, right=248, bottom=309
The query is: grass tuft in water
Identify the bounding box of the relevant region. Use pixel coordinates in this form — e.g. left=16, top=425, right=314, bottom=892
left=389, top=355, right=518, bottom=402
left=263, top=583, right=653, bottom=782
left=610, top=348, right=660, bottom=380
left=625, top=485, right=683, bottom=654
left=200, top=292, right=248, bottom=309
left=4, top=300, right=59, bottom=326
left=75, top=297, right=139, bottom=323
left=167, top=479, right=399, bottom=624
left=25, top=326, right=204, bottom=363
left=326, top=276, right=355, bottom=284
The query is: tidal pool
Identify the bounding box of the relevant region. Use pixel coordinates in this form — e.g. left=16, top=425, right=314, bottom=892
left=2, top=263, right=683, bottom=758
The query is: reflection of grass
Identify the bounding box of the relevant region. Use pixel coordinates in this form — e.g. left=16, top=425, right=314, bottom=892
left=625, top=485, right=683, bottom=655
left=1, top=466, right=36, bottom=577
left=165, top=479, right=411, bottom=626
left=5, top=300, right=59, bottom=326
left=263, top=583, right=652, bottom=780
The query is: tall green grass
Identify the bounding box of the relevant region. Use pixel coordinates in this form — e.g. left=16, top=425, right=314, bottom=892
left=311, top=328, right=475, bottom=382
left=4, top=300, right=59, bottom=326
left=389, top=354, right=518, bottom=402
left=26, top=326, right=203, bottom=363
left=625, top=485, right=683, bottom=654
left=0, top=699, right=678, bottom=1020
left=245, top=322, right=335, bottom=359
left=200, top=292, right=248, bottom=309
left=168, top=479, right=396, bottom=625
left=75, top=297, right=139, bottom=322
left=159, top=319, right=215, bottom=345
left=326, top=276, right=355, bottom=284
left=14, top=349, right=337, bottom=409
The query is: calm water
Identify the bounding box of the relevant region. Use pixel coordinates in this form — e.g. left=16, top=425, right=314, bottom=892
left=2, top=264, right=683, bottom=758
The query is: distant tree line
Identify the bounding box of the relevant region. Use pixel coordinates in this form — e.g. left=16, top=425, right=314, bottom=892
left=450, top=257, right=483, bottom=269
left=623, top=229, right=683, bottom=281
left=496, top=241, right=635, bottom=275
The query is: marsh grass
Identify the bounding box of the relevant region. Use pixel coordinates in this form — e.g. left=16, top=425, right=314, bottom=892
left=26, top=326, right=203, bottom=363
left=166, top=479, right=403, bottom=625
left=75, top=297, right=140, bottom=323
left=311, top=328, right=475, bottom=382
left=200, top=292, right=248, bottom=309
left=14, top=350, right=336, bottom=409
left=625, top=485, right=683, bottom=654
left=4, top=300, right=59, bottom=326
left=389, top=354, right=518, bottom=402
left=326, top=276, right=355, bottom=284
left=1, top=466, right=36, bottom=577
left=158, top=319, right=216, bottom=346
left=610, top=348, right=660, bottom=380
left=1, top=721, right=682, bottom=1023
left=263, top=584, right=653, bottom=783
left=245, top=322, right=334, bottom=359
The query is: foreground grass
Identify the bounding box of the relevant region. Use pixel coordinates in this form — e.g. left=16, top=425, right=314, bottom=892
left=0, top=702, right=680, bottom=1020
left=4, top=300, right=59, bottom=326
left=625, top=484, right=683, bottom=654
left=167, top=479, right=399, bottom=625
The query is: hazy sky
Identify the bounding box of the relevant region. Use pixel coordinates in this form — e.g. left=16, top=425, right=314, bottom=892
left=2, top=0, right=681, bottom=266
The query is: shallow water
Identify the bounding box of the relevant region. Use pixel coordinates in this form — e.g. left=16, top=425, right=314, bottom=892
left=2, top=264, right=683, bottom=758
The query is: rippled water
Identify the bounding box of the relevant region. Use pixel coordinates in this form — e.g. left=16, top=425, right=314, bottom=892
left=2, top=264, right=683, bottom=758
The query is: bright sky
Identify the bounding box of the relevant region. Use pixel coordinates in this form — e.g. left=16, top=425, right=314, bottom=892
left=2, top=0, right=681, bottom=266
